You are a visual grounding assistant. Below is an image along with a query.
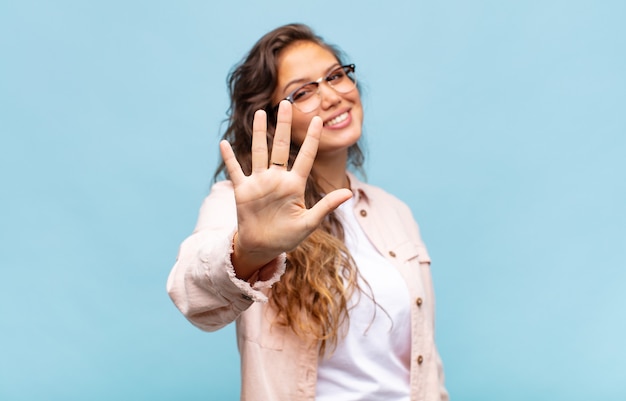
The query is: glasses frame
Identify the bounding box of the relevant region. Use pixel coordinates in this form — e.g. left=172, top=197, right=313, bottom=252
left=276, top=64, right=357, bottom=113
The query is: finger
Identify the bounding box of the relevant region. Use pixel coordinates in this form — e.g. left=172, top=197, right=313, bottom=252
left=251, top=109, right=268, bottom=173
left=291, top=115, right=322, bottom=178
left=305, top=188, right=353, bottom=227
left=220, top=140, right=246, bottom=185
left=269, top=100, right=292, bottom=168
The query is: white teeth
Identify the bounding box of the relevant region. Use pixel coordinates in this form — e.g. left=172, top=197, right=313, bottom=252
left=325, top=112, right=348, bottom=127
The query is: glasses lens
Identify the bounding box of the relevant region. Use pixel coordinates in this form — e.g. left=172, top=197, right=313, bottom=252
left=291, top=83, right=320, bottom=113
left=289, top=64, right=357, bottom=113
left=328, top=65, right=357, bottom=94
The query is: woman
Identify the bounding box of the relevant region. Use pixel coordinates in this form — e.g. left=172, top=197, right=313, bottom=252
left=167, top=23, right=448, bottom=401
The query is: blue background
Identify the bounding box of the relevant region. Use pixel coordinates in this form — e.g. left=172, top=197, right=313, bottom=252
left=1, top=0, right=625, bottom=400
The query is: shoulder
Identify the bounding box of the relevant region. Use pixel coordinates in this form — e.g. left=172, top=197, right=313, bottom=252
left=349, top=173, right=413, bottom=215
left=348, top=172, right=430, bottom=259
left=201, top=179, right=235, bottom=204
left=209, top=179, right=234, bottom=194
left=193, top=179, right=236, bottom=232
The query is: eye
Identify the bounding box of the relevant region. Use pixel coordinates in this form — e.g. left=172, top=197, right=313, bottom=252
left=326, top=68, right=346, bottom=83
left=291, top=83, right=317, bottom=102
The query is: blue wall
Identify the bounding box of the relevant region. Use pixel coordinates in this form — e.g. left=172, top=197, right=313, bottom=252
left=1, top=1, right=624, bottom=399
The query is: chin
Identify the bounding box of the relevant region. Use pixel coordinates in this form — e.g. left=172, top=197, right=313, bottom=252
left=318, top=134, right=361, bottom=155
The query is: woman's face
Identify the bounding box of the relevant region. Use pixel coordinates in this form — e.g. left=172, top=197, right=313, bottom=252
left=272, top=41, right=363, bottom=160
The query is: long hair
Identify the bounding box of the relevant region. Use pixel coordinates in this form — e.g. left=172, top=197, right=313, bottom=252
left=214, top=23, right=366, bottom=356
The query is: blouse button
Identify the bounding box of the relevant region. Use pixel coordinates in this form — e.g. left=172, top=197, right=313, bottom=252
left=416, top=297, right=423, bottom=307
left=359, top=209, right=367, bottom=217
left=417, top=355, right=424, bottom=365
left=388, top=251, right=396, bottom=258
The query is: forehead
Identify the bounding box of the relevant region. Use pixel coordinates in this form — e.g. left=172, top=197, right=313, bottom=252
left=276, top=41, right=339, bottom=84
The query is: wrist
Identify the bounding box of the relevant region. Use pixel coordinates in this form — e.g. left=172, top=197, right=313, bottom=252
left=231, top=231, right=278, bottom=281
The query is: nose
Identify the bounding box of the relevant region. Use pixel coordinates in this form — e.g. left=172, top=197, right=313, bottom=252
left=318, top=81, right=342, bottom=109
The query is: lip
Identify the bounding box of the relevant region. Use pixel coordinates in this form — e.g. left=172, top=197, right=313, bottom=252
left=323, top=108, right=352, bottom=129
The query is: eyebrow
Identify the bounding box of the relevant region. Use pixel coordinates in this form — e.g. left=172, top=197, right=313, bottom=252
left=281, top=62, right=341, bottom=96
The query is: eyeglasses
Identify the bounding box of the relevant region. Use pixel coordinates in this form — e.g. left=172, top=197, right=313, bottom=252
left=278, top=64, right=357, bottom=113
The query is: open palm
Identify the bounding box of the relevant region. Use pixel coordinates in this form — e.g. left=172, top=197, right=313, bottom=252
left=220, top=101, right=352, bottom=279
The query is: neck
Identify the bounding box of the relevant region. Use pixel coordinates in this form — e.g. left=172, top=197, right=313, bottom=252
left=312, top=151, right=350, bottom=193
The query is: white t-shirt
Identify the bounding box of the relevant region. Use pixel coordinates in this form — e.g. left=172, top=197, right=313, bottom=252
left=315, top=197, right=412, bottom=401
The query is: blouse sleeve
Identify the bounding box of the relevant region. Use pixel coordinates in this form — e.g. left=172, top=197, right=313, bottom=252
left=166, top=180, right=286, bottom=332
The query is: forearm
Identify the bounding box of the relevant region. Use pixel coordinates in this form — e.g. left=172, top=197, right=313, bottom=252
left=167, top=228, right=285, bottom=331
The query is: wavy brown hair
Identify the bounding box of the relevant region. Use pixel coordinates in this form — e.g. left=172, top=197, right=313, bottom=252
left=214, top=23, right=367, bottom=356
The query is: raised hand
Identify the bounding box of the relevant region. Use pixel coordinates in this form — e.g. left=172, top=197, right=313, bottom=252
left=219, top=101, right=353, bottom=280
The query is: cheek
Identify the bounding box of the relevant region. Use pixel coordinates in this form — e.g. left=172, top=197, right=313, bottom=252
left=290, top=114, right=313, bottom=146
left=351, top=93, right=363, bottom=113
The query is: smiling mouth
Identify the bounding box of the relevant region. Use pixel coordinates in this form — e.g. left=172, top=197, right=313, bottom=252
left=324, top=112, right=349, bottom=127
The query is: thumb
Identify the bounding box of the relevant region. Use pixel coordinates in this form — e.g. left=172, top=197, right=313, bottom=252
left=306, top=188, right=353, bottom=227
